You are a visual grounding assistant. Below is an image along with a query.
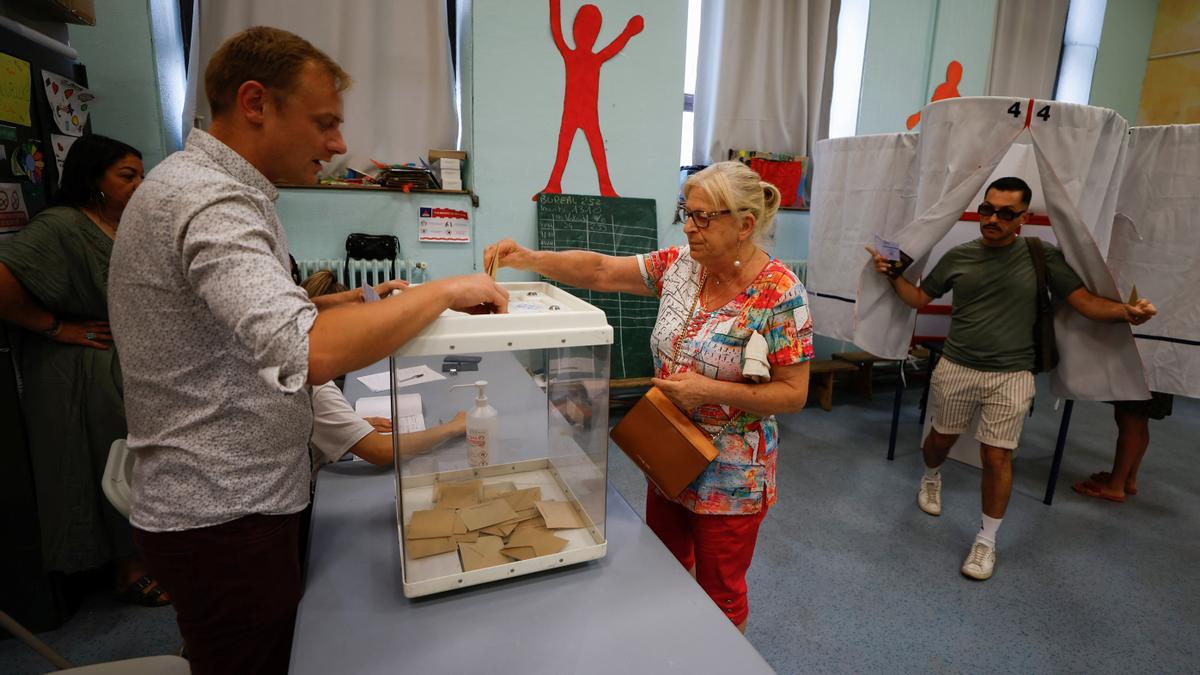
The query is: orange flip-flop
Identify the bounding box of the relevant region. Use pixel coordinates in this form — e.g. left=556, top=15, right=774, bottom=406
left=1072, top=480, right=1126, bottom=503
left=1089, top=472, right=1137, bottom=495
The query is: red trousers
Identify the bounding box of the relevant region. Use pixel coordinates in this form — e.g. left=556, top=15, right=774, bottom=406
left=645, top=488, right=767, bottom=625
left=134, top=512, right=303, bottom=675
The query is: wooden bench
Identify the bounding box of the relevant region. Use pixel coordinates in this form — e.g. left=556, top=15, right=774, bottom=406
left=832, top=351, right=899, bottom=400
left=808, top=359, right=859, bottom=412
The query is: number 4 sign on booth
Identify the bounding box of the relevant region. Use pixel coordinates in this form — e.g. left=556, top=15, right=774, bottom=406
left=418, top=206, right=470, bottom=243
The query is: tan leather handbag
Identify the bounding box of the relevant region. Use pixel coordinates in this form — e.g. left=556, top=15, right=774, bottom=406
left=610, top=386, right=721, bottom=498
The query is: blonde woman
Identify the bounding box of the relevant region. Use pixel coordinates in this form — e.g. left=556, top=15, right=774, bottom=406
left=485, top=161, right=813, bottom=631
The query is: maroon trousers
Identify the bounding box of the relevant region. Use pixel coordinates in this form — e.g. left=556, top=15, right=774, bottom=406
left=134, top=513, right=303, bottom=675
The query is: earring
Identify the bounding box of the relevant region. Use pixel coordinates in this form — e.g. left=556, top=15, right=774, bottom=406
left=99, top=191, right=107, bottom=204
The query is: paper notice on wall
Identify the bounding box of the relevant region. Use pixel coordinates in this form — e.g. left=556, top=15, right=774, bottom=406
left=418, top=206, right=470, bottom=243
left=51, top=134, right=79, bottom=181
left=41, top=70, right=94, bottom=136
left=0, top=183, right=30, bottom=234
left=0, top=54, right=31, bottom=127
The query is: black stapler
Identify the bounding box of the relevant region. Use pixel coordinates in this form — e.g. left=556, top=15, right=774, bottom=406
left=441, top=355, right=481, bottom=375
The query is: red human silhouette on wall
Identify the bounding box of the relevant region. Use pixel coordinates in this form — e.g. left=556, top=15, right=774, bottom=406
left=535, top=0, right=644, bottom=200
left=906, top=60, right=963, bottom=130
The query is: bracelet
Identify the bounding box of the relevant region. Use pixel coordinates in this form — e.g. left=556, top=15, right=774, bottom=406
left=41, top=317, right=62, bottom=338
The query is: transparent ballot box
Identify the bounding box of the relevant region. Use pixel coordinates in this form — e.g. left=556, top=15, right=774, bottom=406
left=388, top=282, right=613, bottom=597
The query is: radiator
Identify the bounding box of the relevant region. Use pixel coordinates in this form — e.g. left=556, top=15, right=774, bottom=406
left=295, top=258, right=407, bottom=289
left=779, top=259, right=808, bottom=285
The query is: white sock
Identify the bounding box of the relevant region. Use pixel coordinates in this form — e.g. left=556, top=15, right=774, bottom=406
left=976, top=514, right=1002, bottom=547
left=923, top=466, right=941, bottom=481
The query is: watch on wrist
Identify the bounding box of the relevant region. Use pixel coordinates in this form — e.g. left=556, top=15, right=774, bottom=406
left=41, top=318, right=62, bottom=337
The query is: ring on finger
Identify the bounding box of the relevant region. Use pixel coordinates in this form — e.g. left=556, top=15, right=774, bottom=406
left=86, top=331, right=95, bottom=340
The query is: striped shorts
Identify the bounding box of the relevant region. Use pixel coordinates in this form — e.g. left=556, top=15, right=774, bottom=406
left=929, top=358, right=1035, bottom=450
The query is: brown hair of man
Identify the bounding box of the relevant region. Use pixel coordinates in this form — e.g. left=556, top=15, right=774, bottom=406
left=205, top=26, right=351, bottom=117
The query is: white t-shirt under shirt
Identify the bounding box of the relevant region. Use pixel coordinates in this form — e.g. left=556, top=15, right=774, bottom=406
left=310, top=381, right=375, bottom=473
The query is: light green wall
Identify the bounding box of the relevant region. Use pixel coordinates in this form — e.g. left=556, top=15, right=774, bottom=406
left=279, top=0, right=688, bottom=278
left=68, top=0, right=174, bottom=168
left=856, top=0, right=997, bottom=135
left=1089, top=0, right=1159, bottom=120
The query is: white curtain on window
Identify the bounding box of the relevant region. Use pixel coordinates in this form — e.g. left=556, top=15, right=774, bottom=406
left=692, top=0, right=840, bottom=164
left=185, top=0, right=457, bottom=174
left=985, top=0, right=1070, bottom=99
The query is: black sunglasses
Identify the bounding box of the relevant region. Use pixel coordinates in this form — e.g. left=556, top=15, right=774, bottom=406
left=977, top=203, right=1026, bottom=222
left=674, top=202, right=731, bottom=229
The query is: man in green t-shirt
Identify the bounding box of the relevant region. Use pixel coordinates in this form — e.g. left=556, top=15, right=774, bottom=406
left=866, top=176, right=1157, bottom=581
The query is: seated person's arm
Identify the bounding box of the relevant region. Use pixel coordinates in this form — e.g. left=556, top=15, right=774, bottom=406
left=311, top=279, right=409, bottom=311
left=349, top=412, right=468, bottom=466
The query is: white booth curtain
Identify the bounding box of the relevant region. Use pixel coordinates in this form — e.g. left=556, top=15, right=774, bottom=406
left=184, top=0, right=458, bottom=175
left=985, top=0, right=1071, bottom=100
left=692, top=0, right=840, bottom=164
left=1108, top=124, right=1200, bottom=399
left=810, top=97, right=1148, bottom=402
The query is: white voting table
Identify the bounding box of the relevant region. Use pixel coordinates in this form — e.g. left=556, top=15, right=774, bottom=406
left=290, top=356, right=771, bottom=674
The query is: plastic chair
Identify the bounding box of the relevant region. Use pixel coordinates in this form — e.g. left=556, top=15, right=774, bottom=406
left=101, top=438, right=134, bottom=518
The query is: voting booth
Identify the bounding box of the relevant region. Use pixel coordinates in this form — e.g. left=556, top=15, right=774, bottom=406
left=383, top=283, right=613, bottom=597
left=808, top=97, right=1167, bottom=468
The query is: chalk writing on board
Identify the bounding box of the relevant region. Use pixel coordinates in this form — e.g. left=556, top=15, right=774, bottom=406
left=537, top=193, right=658, bottom=379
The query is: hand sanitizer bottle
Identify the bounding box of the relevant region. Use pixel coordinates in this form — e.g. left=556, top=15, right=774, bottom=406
left=450, top=380, right=497, bottom=467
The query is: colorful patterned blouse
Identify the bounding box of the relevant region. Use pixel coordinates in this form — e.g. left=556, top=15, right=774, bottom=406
left=636, top=246, right=814, bottom=515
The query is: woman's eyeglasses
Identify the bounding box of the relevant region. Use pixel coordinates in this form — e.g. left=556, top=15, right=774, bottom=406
left=977, top=203, right=1026, bottom=222
left=674, top=203, right=731, bottom=229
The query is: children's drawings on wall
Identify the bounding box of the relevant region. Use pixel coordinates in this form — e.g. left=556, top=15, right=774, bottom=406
left=535, top=0, right=644, bottom=200
left=41, top=70, right=94, bottom=136
left=11, top=140, right=44, bottom=185
left=0, top=54, right=32, bottom=127
left=0, top=182, right=30, bottom=234
left=51, top=134, right=79, bottom=183
left=907, top=60, right=963, bottom=130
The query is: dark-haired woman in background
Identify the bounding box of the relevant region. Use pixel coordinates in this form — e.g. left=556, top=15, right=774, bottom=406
left=0, top=134, right=169, bottom=606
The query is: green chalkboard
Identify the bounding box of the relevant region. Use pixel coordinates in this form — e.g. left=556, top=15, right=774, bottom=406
left=536, top=193, right=659, bottom=380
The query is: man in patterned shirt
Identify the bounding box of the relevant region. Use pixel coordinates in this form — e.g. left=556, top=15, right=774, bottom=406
left=109, top=28, right=506, bottom=674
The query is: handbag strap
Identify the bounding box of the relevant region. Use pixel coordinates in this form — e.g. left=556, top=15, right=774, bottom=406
left=1025, top=236, right=1049, bottom=310
left=667, top=267, right=744, bottom=442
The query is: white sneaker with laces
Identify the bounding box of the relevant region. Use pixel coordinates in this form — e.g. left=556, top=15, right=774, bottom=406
left=918, top=474, right=942, bottom=516
left=961, top=541, right=996, bottom=580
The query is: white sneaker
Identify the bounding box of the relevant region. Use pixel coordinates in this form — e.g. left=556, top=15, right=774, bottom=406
left=917, top=474, right=942, bottom=516
left=961, top=541, right=996, bottom=580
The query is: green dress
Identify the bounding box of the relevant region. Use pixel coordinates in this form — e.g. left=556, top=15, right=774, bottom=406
left=0, top=206, right=134, bottom=573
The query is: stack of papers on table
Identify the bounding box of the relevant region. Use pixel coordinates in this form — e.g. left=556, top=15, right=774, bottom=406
left=354, top=394, right=425, bottom=433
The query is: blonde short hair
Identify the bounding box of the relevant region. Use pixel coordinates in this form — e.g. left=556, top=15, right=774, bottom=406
left=205, top=26, right=351, bottom=116
left=683, top=161, right=782, bottom=243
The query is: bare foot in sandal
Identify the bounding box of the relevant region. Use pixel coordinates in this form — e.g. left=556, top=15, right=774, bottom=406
left=1088, top=471, right=1137, bottom=495
left=1073, top=479, right=1125, bottom=503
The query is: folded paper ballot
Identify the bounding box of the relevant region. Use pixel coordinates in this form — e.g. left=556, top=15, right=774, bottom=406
left=406, top=509, right=455, bottom=539
left=458, top=499, right=519, bottom=531
left=535, top=500, right=586, bottom=529
left=501, top=487, right=542, bottom=512
left=435, top=480, right=482, bottom=509
left=459, top=536, right=508, bottom=572
left=407, top=537, right=457, bottom=559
